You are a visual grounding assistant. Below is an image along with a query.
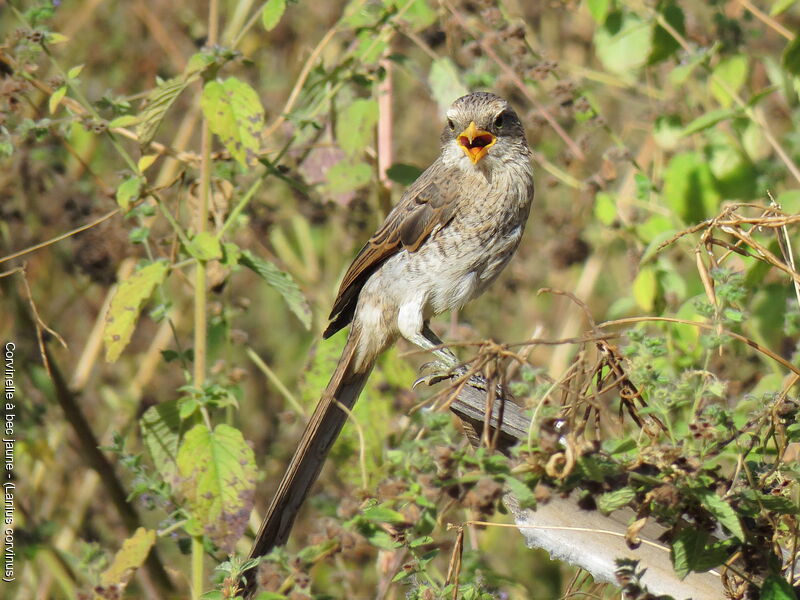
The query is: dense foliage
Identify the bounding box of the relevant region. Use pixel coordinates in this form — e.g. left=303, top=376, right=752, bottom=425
left=3, top=0, right=800, bottom=598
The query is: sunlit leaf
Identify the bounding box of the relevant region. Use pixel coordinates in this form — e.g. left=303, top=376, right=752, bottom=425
left=176, top=424, right=257, bottom=552
left=586, top=0, right=611, bottom=24
left=137, top=76, right=191, bottom=146
left=186, top=231, right=222, bottom=261
left=336, top=98, right=378, bottom=157
left=594, top=11, right=652, bottom=79
left=104, top=261, right=169, bottom=362
left=115, top=175, right=144, bottom=211
left=48, top=86, right=66, bottom=114
left=710, top=54, right=749, bottom=107
left=262, top=0, right=287, bottom=31
left=632, top=266, right=657, bottom=312
left=201, top=78, right=265, bottom=168
left=100, top=528, right=156, bottom=586
left=597, top=486, right=636, bottom=513
left=695, top=489, right=744, bottom=541
left=429, top=57, right=468, bottom=114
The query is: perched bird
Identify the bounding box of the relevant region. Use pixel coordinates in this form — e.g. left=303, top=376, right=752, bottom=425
left=244, top=91, right=534, bottom=596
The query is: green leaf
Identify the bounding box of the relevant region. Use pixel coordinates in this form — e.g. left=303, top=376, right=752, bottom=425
left=762, top=575, right=798, bottom=600
left=239, top=250, right=311, bottom=329
left=104, top=261, right=170, bottom=362
left=597, top=486, right=636, bottom=514
left=771, top=0, right=796, bottom=16
left=670, top=528, right=732, bottom=578
left=116, top=175, right=144, bottom=211
left=67, top=64, right=84, bottom=79
left=503, top=475, right=537, bottom=509
left=187, top=231, right=222, bottom=261
left=710, top=55, right=749, bottom=107
left=201, top=78, right=265, bottom=168
left=361, top=505, right=407, bottom=524
left=695, top=489, right=745, bottom=541
left=586, top=0, right=611, bottom=24
left=648, top=2, right=684, bottom=65
left=100, top=528, right=156, bottom=586
left=594, top=11, right=652, bottom=79
left=632, top=266, right=657, bottom=312
left=594, top=191, right=617, bottom=226
left=389, top=0, right=436, bottom=31
left=385, top=163, right=424, bottom=186
left=681, top=108, right=736, bottom=136
left=176, top=424, right=257, bottom=552
left=140, top=399, right=181, bottom=481
left=783, top=36, right=800, bottom=76
left=429, top=57, right=468, bottom=114
left=137, top=76, right=192, bottom=146
left=663, top=152, right=720, bottom=223
left=48, top=86, right=66, bottom=114
left=326, top=160, right=372, bottom=194
left=262, top=0, right=287, bottom=31
left=337, top=98, right=378, bottom=157
left=109, top=114, right=141, bottom=128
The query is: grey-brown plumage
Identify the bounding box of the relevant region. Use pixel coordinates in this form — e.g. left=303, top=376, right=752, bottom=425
left=244, top=92, right=534, bottom=597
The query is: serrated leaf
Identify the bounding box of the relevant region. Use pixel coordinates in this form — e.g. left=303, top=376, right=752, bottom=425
left=116, top=175, right=144, bottom=211
left=49, top=86, right=66, bottom=114
left=262, top=0, right=287, bottom=31
left=429, top=57, right=468, bottom=114
left=187, top=231, right=222, bottom=261
left=100, top=527, right=156, bottom=586
left=762, top=575, right=797, bottom=600
left=597, top=486, right=636, bottom=514
left=336, top=98, right=378, bottom=157
left=140, top=399, right=181, bottom=481
left=176, top=424, right=257, bottom=552
left=670, top=528, right=706, bottom=578
left=137, top=76, right=191, bottom=146
left=201, top=78, right=264, bottom=168
left=104, top=261, right=169, bottom=362
left=783, top=36, right=800, bottom=76
left=695, top=489, right=745, bottom=541
left=239, top=250, right=311, bottom=329
left=67, top=64, right=84, bottom=79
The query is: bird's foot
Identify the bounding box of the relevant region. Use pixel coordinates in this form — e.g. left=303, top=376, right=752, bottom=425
left=413, top=362, right=488, bottom=390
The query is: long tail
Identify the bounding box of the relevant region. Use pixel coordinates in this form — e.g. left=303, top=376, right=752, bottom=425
left=243, top=330, right=372, bottom=597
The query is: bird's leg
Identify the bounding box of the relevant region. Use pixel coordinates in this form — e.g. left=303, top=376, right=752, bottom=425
left=412, top=322, right=489, bottom=389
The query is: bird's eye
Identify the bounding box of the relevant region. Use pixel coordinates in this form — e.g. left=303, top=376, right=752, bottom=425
left=447, top=118, right=455, bottom=131
left=494, top=114, right=505, bottom=129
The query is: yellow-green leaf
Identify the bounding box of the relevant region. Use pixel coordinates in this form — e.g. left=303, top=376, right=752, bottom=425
left=109, top=114, right=141, bottom=128
left=137, top=154, right=158, bottom=173
left=140, top=399, right=180, bottom=481
left=336, top=98, right=378, bottom=157
left=116, top=175, right=144, bottom=211
left=100, top=528, right=156, bottom=586
left=710, top=54, right=748, bottom=107
left=632, top=265, right=657, bottom=312
left=187, top=231, right=222, bottom=261
left=176, top=424, right=257, bottom=552
left=67, top=64, right=84, bottom=79
left=137, top=76, right=192, bottom=146
left=104, top=261, right=169, bottom=362
left=45, top=32, right=69, bottom=45
left=49, top=86, right=66, bottom=114
left=261, top=0, right=287, bottom=31
left=201, top=78, right=265, bottom=168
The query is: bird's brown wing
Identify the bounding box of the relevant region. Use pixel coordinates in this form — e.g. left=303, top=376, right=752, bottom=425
left=323, top=165, right=457, bottom=338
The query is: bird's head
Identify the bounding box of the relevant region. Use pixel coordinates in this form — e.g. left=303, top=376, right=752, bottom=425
left=440, top=92, right=529, bottom=169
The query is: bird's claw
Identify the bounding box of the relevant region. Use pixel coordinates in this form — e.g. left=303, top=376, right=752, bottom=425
left=413, top=363, right=489, bottom=390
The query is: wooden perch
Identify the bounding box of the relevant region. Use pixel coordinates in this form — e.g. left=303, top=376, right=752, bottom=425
left=444, top=382, right=726, bottom=600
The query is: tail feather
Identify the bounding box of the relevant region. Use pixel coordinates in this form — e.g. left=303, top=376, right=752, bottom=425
left=243, top=330, right=372, bottom=596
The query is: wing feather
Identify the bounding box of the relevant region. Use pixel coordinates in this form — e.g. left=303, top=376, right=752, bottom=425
left=322, top=164, right=456, bottom=338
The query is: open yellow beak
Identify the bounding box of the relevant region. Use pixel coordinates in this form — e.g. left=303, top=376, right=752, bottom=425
left=457, top=121, right=496, bottom=164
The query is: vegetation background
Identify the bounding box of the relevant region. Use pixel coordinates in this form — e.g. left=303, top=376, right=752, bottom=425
left=3, top=0, right=800, bottom=598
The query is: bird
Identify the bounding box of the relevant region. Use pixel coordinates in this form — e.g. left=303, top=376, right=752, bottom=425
left=243, top=91, right=534, bottom=596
